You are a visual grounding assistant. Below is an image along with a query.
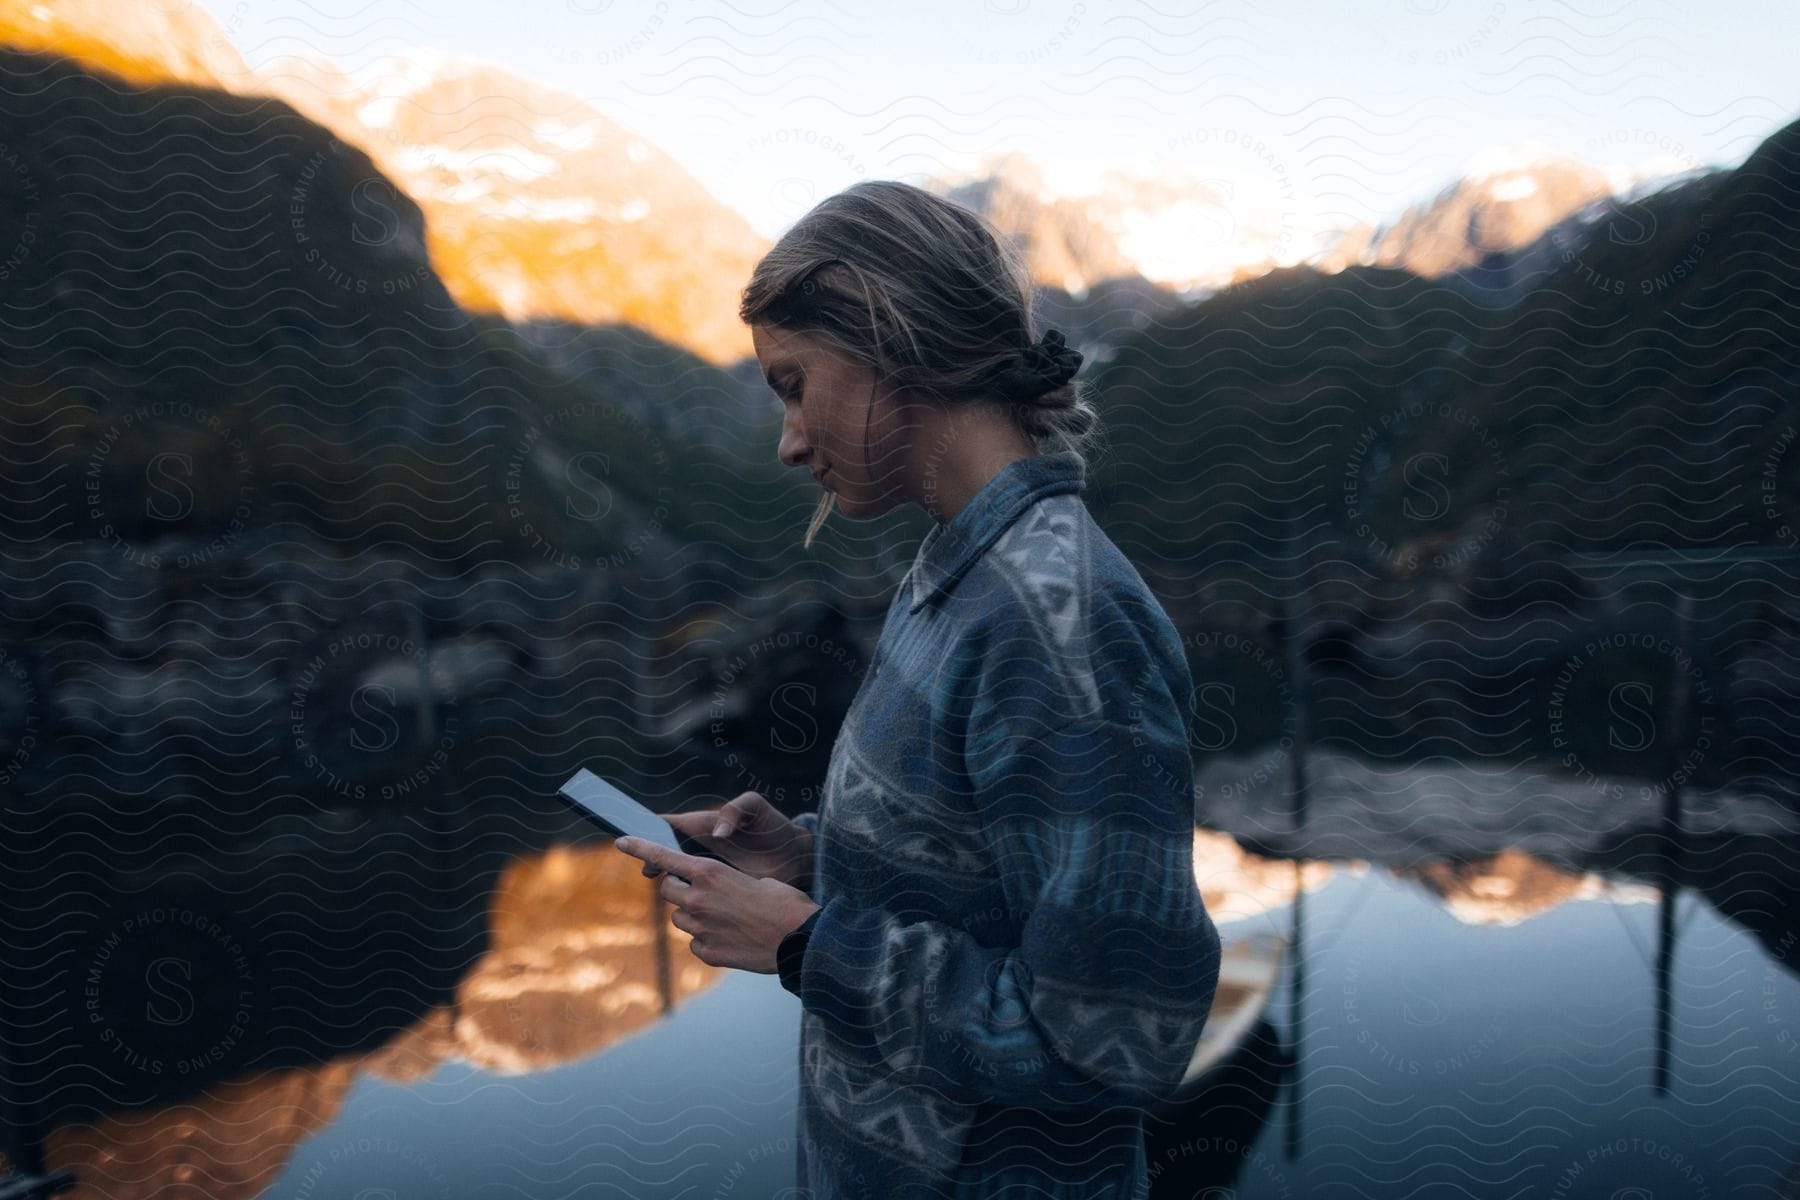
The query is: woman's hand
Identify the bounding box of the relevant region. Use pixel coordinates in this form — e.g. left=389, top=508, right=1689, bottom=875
left=643, top=791, right=813, bottom=890
left=613, top=837, right=820, bottom=974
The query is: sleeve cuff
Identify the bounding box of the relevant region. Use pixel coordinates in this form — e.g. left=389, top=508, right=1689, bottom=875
left=776, top=909, right=821, bottom=996
left=791, top=810, right=820, bottom=899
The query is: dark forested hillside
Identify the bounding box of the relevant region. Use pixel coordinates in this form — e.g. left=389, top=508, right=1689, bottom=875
left=1090, top=116, right=1800, bottom=571
left=0, top=46, right=814, bottom=578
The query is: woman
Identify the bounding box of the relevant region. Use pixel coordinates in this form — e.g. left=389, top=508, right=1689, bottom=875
left=613, top=180, right=1222, bottom=1200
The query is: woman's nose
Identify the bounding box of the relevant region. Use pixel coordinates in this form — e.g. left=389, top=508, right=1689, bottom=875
left=777, top=421, right=810, bottom=469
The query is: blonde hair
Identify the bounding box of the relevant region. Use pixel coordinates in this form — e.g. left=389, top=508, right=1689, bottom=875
left=739, top=180, right=1099, bottom=549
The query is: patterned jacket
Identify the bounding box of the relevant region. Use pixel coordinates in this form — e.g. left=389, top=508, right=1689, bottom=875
left=784, top=449, right=1222, bottom=1199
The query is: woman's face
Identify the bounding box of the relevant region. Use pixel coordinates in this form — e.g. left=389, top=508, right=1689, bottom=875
left=754, top=322, right=921, bottom=518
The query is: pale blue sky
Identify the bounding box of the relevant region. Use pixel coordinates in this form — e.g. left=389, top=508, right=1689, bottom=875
left=195, top=0, right=1799, bottom=254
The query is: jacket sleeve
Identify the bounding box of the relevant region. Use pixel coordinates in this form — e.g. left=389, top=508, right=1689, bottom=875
left=793, top=598, right=1222, bottom=1111
left=791, top=810, right=821, bottom=902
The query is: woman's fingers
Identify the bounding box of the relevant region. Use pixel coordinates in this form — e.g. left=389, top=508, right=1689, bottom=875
left=663, top=810, right=716, bottom=838
left=633, top=817, right=713, bottom=880
left=716, top=791, right=769, bottom=838
left=653, top=793, right=772, bottom=855
left=710, top=796, right=744, bottom=839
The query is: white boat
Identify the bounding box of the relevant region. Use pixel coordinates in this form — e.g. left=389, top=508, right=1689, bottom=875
left=1166, top=931, right=1287, bottom=1101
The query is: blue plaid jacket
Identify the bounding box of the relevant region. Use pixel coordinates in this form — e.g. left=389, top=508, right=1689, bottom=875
left=784, top=450, right=1221, bottom=1199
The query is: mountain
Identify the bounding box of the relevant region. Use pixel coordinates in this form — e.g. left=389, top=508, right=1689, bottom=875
left=919, top=154, right=1195, bottom=376
left=0, top=42, right=506, bottom=559
left=1087, top=167, right=1315, bottom=295
left=0, top=0, right=255, bottom=90
left=1314, top=142, right=1714, bottom=288
left=1, top=0, right=1714, bottom=368
left=1090, top=113, right=1800, bottom=569
left=512, top=317, right=777, bottom=456
left=929, top=151, right=1314, bottom=297
left=1334, top=144, right=1615, bottom=277
left=252, top=48, right=769, bottom=365
left=0, top=2, right=770, bottom=366
left=0, top=44, right=803, bottom=575
left=940, top=142, right=1701, bottom=302
left=926, top=151, right=1144, bottom=296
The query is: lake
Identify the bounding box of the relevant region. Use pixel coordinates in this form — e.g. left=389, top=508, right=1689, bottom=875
left=9, top=762, right=1797, bottom=1199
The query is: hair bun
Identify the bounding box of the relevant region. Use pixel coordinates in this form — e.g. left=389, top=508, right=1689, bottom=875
left=989, top=328, right=1083, bottom=401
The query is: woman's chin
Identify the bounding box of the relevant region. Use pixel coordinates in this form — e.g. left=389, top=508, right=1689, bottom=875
left=832, top=488, right=888, bottom=518
left=828, top=484, right=906, bottom=520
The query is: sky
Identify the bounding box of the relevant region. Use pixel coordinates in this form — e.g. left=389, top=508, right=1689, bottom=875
left=192, top=0, right=1800, bottom=265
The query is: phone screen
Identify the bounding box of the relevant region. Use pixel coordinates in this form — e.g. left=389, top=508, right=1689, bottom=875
left=555, top=769, right=728, bottom=868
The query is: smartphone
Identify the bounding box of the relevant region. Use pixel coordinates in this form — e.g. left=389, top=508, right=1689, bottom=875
left=556, top=768, right=730, bottom=881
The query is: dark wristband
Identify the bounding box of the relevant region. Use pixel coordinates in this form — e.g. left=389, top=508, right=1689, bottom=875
left=777, top=909, right=822, bottom=997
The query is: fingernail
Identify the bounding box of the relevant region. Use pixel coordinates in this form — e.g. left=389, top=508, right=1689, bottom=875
left=616, top=837, right=634, bottom=852
left=713, top=822, right=730, bottom=837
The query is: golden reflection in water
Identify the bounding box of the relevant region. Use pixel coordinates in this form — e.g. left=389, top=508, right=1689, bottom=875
left=1191, top=828, right=1337, bottom=925
left=13, top=836, right=1651, bottom=1197
left=17, top=1060, right=364, bottom=1200
left=21, top=841, right=719, bottom=1199
left=1189, top=831, right=1659, bottom=929
left=1399, top=847, right=1659, bottom=926
left=454, top=841, right=724, bottom=1074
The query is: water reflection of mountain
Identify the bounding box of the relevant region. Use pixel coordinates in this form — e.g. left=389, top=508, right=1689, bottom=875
left=12, top=822, right=1314, bottom=1194
left=1197, top=744, right=1800, bottom=975
left=2, top=833, right=720, bottom=1198
left=9, top=763, right=1797, bottom=1197
left=457, top=843, right=723, bottom=1073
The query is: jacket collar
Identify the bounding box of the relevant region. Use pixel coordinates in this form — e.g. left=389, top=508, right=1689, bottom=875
left=907, top=450, right=1086, bottom=612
